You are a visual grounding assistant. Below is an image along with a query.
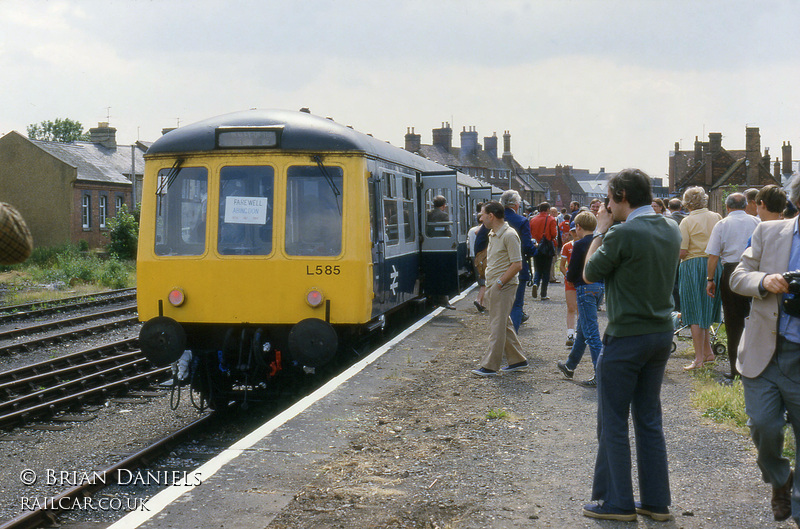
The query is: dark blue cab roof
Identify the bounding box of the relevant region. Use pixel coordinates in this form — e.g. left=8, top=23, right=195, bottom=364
left=146, top=109, right=444, bottom=172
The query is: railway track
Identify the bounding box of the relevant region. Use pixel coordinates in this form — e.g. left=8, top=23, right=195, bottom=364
left=0, top=288, right=162, bottom=428
left=0, top=415, right=213, bottom=529
left=0, top=338, right=168, bottom=428
left=0, top=307, right=139, bottom=356
left=0, top=288, right=136, bottom=325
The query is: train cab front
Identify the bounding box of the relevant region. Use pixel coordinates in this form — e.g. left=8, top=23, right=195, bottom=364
left=136, top=123, right=373, bottom=403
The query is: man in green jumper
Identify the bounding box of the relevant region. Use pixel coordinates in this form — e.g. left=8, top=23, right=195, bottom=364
left=580, top=168, right=681, bottom=522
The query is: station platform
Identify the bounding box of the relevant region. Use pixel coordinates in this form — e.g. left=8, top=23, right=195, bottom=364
left=109, top=285, right=790, bottom=528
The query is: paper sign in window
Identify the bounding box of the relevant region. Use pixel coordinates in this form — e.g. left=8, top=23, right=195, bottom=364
left=224, top=196, right=268, bottom=224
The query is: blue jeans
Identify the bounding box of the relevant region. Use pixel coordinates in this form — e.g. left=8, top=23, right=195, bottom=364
left=565, top=283, right=604, bottom=371
left=510, top=281, right=526, bottom=332
left=592, top=331, right=672, bottom=511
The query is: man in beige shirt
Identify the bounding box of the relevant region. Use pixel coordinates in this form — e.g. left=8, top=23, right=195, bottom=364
left=472, top=201, right=528, bottom=376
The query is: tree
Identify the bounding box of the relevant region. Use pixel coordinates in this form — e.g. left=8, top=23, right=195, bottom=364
left=27, top=118, right=90, bottom=142
left=105, top=204, right=138, bottom=260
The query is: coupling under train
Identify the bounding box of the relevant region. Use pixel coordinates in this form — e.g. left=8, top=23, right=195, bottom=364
left=137, top=109, right=498, bottom=407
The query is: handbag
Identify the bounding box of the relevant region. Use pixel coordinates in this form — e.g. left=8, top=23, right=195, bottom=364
left=538, top=238, right=556, bottom=257
left=474, top=249, right=488, bottom=278
left=537, top=216, right=556, bottom=257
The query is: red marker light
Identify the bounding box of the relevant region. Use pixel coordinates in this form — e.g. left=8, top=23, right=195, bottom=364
left=306, top=289, right=323, bottom=307
left=168, top=288, right=185, bottom=307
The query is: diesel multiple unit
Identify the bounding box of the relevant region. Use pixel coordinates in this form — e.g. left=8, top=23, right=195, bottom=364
left=137, top=109, right=493, bottom=407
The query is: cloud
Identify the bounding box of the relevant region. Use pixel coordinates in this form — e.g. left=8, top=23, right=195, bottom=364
left=1, top=0, right=799, bottom=177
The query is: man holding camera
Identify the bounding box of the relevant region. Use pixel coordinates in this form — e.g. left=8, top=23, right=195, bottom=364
left=730, top=177, right=800, bottom=524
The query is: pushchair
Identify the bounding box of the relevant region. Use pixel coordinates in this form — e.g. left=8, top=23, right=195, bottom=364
left=670, top=311, right=727, bottom=355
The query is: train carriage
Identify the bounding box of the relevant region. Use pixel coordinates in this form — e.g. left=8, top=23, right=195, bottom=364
left=137, top=109, right=485, bottom=405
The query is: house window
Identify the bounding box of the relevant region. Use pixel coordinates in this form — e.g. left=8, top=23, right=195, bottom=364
left=82, top=194, right=91, bottom=229
left=115, top=195, right=124, bottom=213
left=99, top=196, right=108, bottom=229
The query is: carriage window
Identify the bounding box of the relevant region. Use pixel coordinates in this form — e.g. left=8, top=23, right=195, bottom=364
left=155, top=167, right=208, bottom=256
left=218, top=166, right=274, bottom=255
left=384, top=172, right=397, bottom=198
left=458, top=188, right=467, bottom=237
left=285, top=165, right=343, bottom=256
left=402, top=176, right=415, bottom=243
left=402, top=177, right=414, bottom=200
left=403, top=200, right=415, bottom=242
left=424, top=188, right=453, bottom=238
left=384, top=199, right=399, bottom=245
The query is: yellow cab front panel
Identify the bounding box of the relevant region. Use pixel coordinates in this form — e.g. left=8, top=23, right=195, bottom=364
left=137, top=152, right=372, bottom=326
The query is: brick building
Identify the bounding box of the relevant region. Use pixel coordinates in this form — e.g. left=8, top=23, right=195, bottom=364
left=669, top=127, right=783, bottom=212
left=0, top=123, right=145, bottom=249
left=531, top=165, right=588, bottom=208
left=404, top=123, right=546, bottom=206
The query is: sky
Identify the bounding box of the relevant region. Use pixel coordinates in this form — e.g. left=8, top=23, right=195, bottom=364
left=2, top=0, right=799, bottom=179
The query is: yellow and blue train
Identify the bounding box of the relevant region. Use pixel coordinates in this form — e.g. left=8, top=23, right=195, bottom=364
left=137, top=109, right=493, bottom=406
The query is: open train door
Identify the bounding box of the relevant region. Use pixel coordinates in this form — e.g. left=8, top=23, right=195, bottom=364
left=469, top=186, right=492, bottom=218
left=420, top=171, right=458, bottom=299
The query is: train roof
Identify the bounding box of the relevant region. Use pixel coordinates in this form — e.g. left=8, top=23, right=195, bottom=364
left=146, top=109, right=446, bottom=172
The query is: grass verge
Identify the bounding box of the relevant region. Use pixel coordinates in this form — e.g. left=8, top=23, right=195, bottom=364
left=688, top=357, right=796, bottom=459
left=0, top=244, right=136, bottom=306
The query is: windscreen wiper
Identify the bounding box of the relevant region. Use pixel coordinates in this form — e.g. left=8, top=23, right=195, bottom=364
left=157, top=158, right=185, bottom=196
left=156, top=158, right=184, bottom=216
left=313, top=155, right=342, bottom=214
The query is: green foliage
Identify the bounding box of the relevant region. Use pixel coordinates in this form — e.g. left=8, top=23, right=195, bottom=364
left=25, top=245, right=134, bottom=289
left=485, top=408, right=507, bottom=420
left=784, top=425, right=796, bottom=460
left=27, top=244, right=79, bottom=267
left=105, top=204, right=139, bottom=260
left=27, top=118, right=90, bottom=143
left=691, top=370, right=748, bottom=429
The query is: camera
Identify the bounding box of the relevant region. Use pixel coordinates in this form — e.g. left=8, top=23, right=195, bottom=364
left=782, top=270, right=800, bottom=318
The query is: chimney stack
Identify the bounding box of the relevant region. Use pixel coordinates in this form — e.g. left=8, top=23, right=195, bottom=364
left=460, top=126, right=479, bottom=158
left=783, top=141, right=793, bottom=175
left=432, top=122, right=452, bottom=151
left=775, top=160, right=781, bottom=180
left=708, top=132, right=722, bottom=155
left=404, top=127, right=421, bottom=152
left=502, top=130, right=512, bottom=160
left=745, top=127, right=761, bottom=185
left=694, top=136, right=702, bottom=164
left=89, top=122, right=117, bottom=149
left=484, top=132, right=498, bottom=158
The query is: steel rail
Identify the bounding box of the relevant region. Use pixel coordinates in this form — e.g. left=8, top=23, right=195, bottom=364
left=0, top=338, right=140, bottom=388
left=0, top=414, right=213, bottom=529
left=0, top=357, right=150, bottom=415
left=0, top=366, right=170, bottom=428
left=0, top=351, right=142, bottom=397
left=0, top=288, right=136, bottom=316
left=0, top=304, right=137, bottom=341
left=0, top=293, right=136, bottom=325
left=0, top=316, right=140, bottom=356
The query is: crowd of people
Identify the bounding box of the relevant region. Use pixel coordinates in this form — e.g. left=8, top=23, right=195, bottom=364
left=465, top=172, right=800, bottom=525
